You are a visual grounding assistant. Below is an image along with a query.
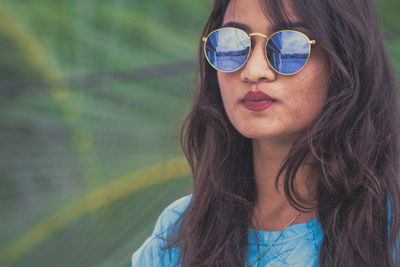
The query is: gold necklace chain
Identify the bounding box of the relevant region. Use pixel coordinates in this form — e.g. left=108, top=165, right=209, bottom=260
left=246, top=211, right=302, bottom=267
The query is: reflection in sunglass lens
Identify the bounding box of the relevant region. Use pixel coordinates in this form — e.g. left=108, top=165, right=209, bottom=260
left=205, top=28, right=250, bottom=72
left=266, top=31, right=310, bottom=75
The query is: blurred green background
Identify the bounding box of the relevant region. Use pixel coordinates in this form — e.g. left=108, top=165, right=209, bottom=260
left=0, top=0, right=398, bottom=266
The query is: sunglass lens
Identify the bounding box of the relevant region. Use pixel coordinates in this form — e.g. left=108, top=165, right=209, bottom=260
left=205, top=28, right=250, bottom=72
left=266, top=31, right=311, bottom=75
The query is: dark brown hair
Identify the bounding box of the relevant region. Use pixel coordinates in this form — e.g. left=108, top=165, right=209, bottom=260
left=165, top=0, right=400, bottom=266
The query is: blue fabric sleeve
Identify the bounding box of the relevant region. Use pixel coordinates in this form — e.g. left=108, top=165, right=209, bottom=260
left=388, top=195, right=400, bottom=265
left=131, top=195, right=192, bottom=267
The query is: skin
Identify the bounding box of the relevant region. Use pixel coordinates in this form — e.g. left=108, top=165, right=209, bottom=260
left=218, top=0, right=330, bottom=230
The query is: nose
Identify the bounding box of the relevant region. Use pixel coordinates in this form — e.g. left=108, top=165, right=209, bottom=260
left=240, top=38, right=277, bottom=83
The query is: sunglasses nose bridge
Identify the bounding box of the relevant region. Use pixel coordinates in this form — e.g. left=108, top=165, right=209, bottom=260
left=248, top=32, right=268, bottom=39
left=240, top=35, right=277, bottom=82
left=247, top=33, right=269, bottom=60
left=246, top=32, right=270, bottom=69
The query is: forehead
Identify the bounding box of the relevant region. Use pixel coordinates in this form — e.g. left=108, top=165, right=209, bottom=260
left=223, top=0, right=299, bottom=32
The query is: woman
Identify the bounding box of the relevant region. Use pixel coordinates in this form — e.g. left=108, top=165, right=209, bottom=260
left=132, top=0, right=400, bottom=266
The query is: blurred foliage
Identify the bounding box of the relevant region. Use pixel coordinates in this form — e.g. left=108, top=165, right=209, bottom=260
left=0, top=0, right=398, bottom=266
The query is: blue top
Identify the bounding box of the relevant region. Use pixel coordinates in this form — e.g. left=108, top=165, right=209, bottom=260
left=131, top=194, right=324, bottom=266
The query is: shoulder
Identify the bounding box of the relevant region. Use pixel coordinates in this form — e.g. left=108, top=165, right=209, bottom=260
left=140, top=194, right=193, bottom=239
left=131, top=194, right=192, bottom=267
left=154, top=194, right=192, bottom=235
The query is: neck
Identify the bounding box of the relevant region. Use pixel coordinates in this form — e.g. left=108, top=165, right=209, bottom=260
left=251, top=138, right=318, bottom=230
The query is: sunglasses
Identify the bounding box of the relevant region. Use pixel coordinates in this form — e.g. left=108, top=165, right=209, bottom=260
left=202, top=27, right=317, bottom=75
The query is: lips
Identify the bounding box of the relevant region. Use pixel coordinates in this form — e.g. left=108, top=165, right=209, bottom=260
left=242, top=90, right=275, bottom=102
left=241, top=91, right=276, bottom=111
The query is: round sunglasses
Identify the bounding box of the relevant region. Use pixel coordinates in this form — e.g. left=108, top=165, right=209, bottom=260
left=202, top=27, right=317, bottom=75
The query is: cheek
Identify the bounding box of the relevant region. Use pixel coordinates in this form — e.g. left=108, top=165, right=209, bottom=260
left=217, top=73, right=237, bottom=108
left=217, top=72, right=247, bottom=132
left=297, top=52, right=329, bottom=113
left=217, top=72, right=228, bottom=92
left=286, top=73, right=328, bottom=125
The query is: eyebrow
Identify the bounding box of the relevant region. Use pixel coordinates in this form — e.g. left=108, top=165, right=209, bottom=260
left=222, top=21, right=251, bottom=32
left=271, top=22, right=309, bottom=33
left=222, top=21, right=309, bottom=34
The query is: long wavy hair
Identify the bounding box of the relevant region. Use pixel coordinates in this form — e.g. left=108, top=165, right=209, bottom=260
left=165, top=0, right=400, bottom=266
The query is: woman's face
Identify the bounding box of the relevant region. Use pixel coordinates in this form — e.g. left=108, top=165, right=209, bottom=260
left=218, top=0, right=330, bottom=142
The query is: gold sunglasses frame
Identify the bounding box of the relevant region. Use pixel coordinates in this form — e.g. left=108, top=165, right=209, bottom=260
left=202, top=27, right=317, bottom=75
